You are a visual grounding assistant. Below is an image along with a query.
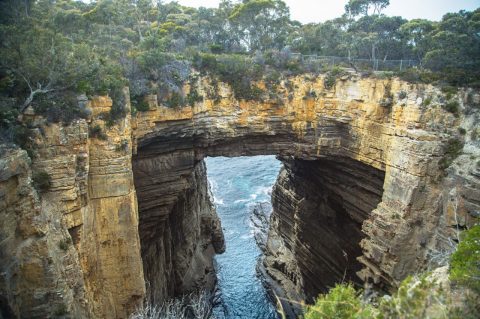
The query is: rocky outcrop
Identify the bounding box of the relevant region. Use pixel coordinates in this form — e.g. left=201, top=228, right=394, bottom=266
left=264, top=157, right=385, bottom=301
left=132, top=75, right=479, bottom=309
left=1, top=94, right=145, bottom=319
left=1, top=74, right=478, bottom=318
left=134, top=155, right=225, bottom=303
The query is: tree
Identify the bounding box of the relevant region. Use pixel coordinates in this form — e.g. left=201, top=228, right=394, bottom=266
left=345, top=0, right=390, bottom=17
left=228, top=0, right=292, bottom=52
left=347, top=14, right=407, bottom=64
left=400, top=19, right=436, bottom=61
left=422, top=9, right=480, bottom=84
left=288, top=18, right=351, bottom=56
left=0, top=23, right=96, bottom=111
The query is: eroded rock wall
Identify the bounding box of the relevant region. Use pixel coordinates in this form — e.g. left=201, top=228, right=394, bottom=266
left=133, top=151, right=225, bottom=302
left=132, top=74, right=479, bottom=304
left=1, top=74, right=479, bottom=318
left=0, top=94, right=145, bottom=319
left=263, top=157, right=385, bottom=311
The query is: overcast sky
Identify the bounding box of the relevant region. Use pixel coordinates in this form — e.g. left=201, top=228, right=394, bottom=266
left=175, top=0, right=480, bottom=23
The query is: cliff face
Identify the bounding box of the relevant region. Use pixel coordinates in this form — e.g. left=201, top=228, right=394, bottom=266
left=264, top=157, right=385, bottom=303
left=1, top=74, right=478, bottom=318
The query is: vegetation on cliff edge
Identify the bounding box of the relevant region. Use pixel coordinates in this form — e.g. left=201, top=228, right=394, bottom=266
left=0, top=0, right=479, bottom=151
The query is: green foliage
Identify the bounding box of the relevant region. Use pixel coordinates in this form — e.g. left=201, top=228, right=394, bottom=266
left=32, top=170, right=51, bottom=192
left=0, top=100, right=19, bottom=129
left=345, top=0, right=390, bottom=17
left=89, top=125, right=107, bottom=140
left=396, top=69, right=440, bottom=85
left=303, top=89, right=317, bottom=100
left=441, top=86, right=458, bottom=100
left=379, top=82, right=394, bottom=108
left=33, top=92, right=89, bottom=124
left=450, top=226, right=480, bottom=293
left=324, top=67, right=346, bottom=90
left=422, top=96, right=433, bottom=107
left=58, top=237, right=71, bottom=251
left=115, top=139, right=129, bottom=153
left=228, top=0, right=292, bottom=52
left=108, top=88, right=128, bottom=125
left=186, top=89, right=203, bottom=107
left=444, top=100, right=460, bottom=117
left=165, top=91, right=184, bottom=108
left=194, top=53, right=265, bottom=101
left=377, top=275, right=449, bottom=319
left=439, top=138, right=464, bottom=170
left=306, top=273, right=479, bottom=319
left=304, top=284, right=377, bottom=319
left=131, top=96, right=150, bottom=113
left=458, top=128, right=467, bottom=135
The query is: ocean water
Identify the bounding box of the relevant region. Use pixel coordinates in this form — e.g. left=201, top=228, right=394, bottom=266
left=205, top=156, right=282, bottom=319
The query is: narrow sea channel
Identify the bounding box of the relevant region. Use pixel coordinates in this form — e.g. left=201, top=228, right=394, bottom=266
left=206, top=156, right=282, bottom=319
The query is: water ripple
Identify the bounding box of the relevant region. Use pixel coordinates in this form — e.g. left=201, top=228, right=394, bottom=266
left=206, top=156, right=282, bottom=319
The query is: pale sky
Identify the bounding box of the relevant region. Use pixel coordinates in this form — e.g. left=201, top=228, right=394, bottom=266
left=176, top=0, right=480, bottom=23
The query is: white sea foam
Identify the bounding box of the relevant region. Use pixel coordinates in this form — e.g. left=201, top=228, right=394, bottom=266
left=214, top=197, right=224, bottom=205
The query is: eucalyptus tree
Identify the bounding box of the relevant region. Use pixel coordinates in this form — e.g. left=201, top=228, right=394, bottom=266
left=345, top=0, right=390, bottom=17
left=228, top=0, right=293, bottom=52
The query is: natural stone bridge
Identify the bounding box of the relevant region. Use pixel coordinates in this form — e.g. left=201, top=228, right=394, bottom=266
left=1, top=75, right=478, bottom=318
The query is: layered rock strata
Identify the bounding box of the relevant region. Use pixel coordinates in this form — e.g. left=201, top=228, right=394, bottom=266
left=262, top=157, right=385, bottom=316
left=1, top=74, right=479, bottom=318
left=133, top=153, right=225, bottom=302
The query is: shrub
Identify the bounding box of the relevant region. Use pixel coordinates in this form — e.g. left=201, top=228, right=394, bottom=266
left=458, top=128, right=467, bottom=135
left=303, top=89, right=317, bottom=100
left=0, top=100, right=19, bottom=129
left=209, top=44, right=224, bottom=54
left=396, top=68, right=439, bottom=84
left=450, top=225, right=480, bottom=293
left=11, top=125, right=34, bottom=156
left=324, top=66, right=346, bottom=90
left=377, top=275, right=449, bottom=319
left=108, top=88, right=127, bottom=126
left=472, top=129, right=478, bottom=141
left=304, top=284, right=377, bottom=319
left=444, top=100, right=460, bottom=117
left=132, top=96, right=150, bottom=112
left=398, top=90, right=408, bottom=99
left=165, top=91, right=184, bottom=108
left=194, top=53, right=265, bottom=101
left=422, top=96, right=433, bottom=107
left=379, top=83, right=394, bottom=108
left=32, top=170, right=52, bottom=192
left=89, top=125, right=108, bottom=140
left=439, top=138, right=464, bottom=170
left=33, top=91, right=89, bottom=124
left=441, top=86, right=458, bottom=100
left=186, top=79, right=203, bottom=107
left=305, top=272, right=479, bottom=319
left=116, top=139, right=129, bottom=153
left=58, top=237, right=71, bottom=251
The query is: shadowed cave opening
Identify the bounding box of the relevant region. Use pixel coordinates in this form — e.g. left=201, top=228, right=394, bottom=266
left=132, top=139, right=386, bottom=316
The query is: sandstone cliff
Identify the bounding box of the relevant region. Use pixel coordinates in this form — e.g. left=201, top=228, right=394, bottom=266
left=1, top=74, right=478, bottom=318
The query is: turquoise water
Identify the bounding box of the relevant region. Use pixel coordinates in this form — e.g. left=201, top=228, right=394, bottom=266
left=205, top=156, right=282, bottom=319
